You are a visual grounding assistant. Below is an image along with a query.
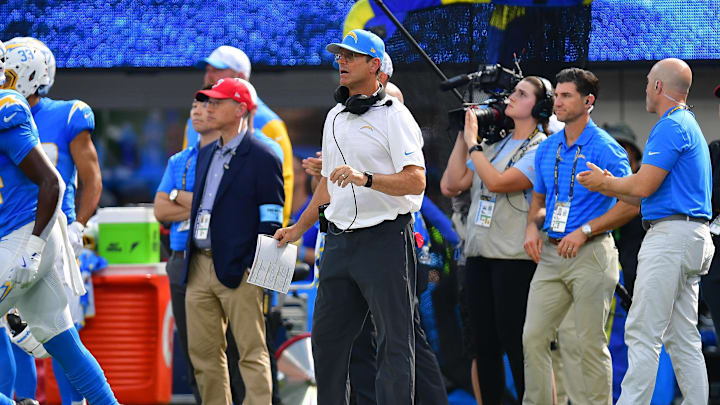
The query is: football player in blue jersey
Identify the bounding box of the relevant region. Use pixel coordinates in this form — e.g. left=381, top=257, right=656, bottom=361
left=0, top=40, right=53, bottom=401
left=0, top=39, right=118, bottom=405
left=2, top=38, right=102, bottom=405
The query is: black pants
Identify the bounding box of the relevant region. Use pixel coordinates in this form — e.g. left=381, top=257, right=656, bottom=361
left=349, top=314, right=377, bottom=405
left=313, top=214, right=416, bottom=405
left=702, top=235, right=720, bottom=340
left=349, top=286, right=448, bottom=405
left=412, top=301, right=449, bottom=405
left=168, top=251, right=203, bottom=404
left=465, top=256, right=536, bottom=404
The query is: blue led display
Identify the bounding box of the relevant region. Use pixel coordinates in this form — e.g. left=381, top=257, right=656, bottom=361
left=0, top=0, right=718, bottom=68
left=589, top=0, right=720, bottom=61
left=0, top=0, right=355, bottom=68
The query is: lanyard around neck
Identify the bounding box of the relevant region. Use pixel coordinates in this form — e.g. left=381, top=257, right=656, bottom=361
left=182, top=158, right=192, bottom=190
left=666, top=105, right=687, bottom=116
left=505, top=128, right=540, bottom=171
left=478, top=129, right=540, bottom=193
left=553, top=143, right=583, bottom=203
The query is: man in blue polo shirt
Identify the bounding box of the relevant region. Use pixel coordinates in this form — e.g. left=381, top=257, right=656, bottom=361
left=154, top=98, right=218, bottom=404
left=522, top=68, right=638, bottom=405
left=578, top=58, right=713, bottom=405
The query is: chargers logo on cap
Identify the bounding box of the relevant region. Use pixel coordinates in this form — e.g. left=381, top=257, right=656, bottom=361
left=346, top=31, right=358, bottom=43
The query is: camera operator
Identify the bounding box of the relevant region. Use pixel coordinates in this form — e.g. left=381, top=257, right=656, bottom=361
left=442, top=76, right=554, bottom=403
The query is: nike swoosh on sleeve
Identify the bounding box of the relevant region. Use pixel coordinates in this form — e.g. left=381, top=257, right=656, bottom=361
left=404, top=151, right=414, bottom=156
left=3, top=112, right=17, bottom=123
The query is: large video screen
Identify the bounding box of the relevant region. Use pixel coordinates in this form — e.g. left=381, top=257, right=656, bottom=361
left=1, top=0, right=718, bottom=68
left=589, top=0, right=720, bottom=61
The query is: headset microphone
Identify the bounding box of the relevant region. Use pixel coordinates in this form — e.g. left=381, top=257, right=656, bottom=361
left=342, top=98, right=392, bottom=114
left=334, top=83, right=388, bottom=115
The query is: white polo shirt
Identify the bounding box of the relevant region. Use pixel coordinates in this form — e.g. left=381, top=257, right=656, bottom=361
left=321, top=95, right=425, bottom=229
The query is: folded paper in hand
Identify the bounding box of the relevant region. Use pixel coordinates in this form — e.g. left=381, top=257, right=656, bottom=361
left=248, top=234, right=297, bottom=294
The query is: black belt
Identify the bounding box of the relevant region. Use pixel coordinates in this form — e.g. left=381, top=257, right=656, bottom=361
left=328, top=213, right=411, bottom=234
left=170, top=250, right=186, bottom=259
left=547, top=233, right=605, bottom=245
left=642, top=214, right=708, bottom=231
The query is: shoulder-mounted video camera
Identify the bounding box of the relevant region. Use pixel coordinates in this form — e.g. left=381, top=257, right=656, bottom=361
left=441, top=64, right=523, bottom=144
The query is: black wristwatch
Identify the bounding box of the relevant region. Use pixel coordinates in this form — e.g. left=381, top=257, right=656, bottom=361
left=469, top=143, right=483, bottom=154
left=363, top=171, right=373, bottom=188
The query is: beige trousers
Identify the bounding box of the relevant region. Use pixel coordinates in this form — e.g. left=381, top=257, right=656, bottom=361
left=553, top=307, right=594, bottom=405
left=618, top=220, right=713, bottom=405
left=523, top=234, right=619, bottom=405
left=186, top=253, right=271, bottom=405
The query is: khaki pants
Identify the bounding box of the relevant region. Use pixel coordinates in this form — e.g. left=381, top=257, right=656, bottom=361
left=523, top=234, right=619, bottom=405
left=553, top=308, right=592, bottom=405
left=186, top=253, right=271, bottom=405
left=618, top=220, right=713, bottom=405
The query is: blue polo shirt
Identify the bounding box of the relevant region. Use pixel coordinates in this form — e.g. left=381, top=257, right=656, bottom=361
left=534, top=119, right=631, bottom=238
left=157, top=144, right=198, bottom=251
left=640, top=107, right=711, bottom=221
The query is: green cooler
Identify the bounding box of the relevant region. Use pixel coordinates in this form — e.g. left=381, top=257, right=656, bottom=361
left=96, top=207, right=160, bottom=264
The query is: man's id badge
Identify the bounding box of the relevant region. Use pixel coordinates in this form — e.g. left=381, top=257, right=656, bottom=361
left=177, top=219, right=190, bottom=232
left=550, top=201, right=571, bottom=233
left=195, top=210, right=211, bottom=240
left=710, top=215, right=720, bottom=235
left=474, top=194, right=496, bottom=228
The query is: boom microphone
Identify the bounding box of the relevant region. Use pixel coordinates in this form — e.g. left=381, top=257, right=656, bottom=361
left=440, top=74, right=474, bottom=91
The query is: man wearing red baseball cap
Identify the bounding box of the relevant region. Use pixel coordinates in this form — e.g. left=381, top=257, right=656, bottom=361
left=182, top=77, right=284, bottom=405
left=186, top=45, right=294, bottom=230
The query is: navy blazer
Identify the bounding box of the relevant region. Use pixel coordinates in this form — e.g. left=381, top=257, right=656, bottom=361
left=184, top=132, right=284, bottom=288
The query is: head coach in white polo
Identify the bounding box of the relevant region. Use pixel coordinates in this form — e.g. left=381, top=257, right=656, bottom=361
left=274, top=29, right=425, bottom=405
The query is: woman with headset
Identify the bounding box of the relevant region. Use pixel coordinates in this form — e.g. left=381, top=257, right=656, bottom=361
left=441, top=76, right=555, bottom=404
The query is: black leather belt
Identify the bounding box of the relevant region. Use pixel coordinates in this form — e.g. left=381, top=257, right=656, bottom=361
left=328, top=213, right=411, bottom=234
left=642, top=214, right=708, bottom=231
left=170, top=250, right=186, bottom=259
left=547, top=234, right=603, bottom=245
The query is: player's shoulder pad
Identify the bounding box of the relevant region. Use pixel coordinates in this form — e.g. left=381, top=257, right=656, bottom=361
left=0, top=90, right=32, bottom=131
left=66, top=99, right=94, bottom=125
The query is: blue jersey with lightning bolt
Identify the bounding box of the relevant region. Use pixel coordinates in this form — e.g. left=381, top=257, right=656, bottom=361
left=0, top=90, right=41, bottom=238
left=31, top=98, right=95, bottom=224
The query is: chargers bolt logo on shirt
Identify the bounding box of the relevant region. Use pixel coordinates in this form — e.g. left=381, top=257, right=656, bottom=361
left=0, top=281, right=12, bottom=303
left=67, top=101, right=91, bottom=124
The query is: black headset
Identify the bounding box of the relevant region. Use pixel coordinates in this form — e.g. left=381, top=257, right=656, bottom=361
left=531, top=77, right=554, bottom=120
left=334, top=83, right=390, bottom=115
